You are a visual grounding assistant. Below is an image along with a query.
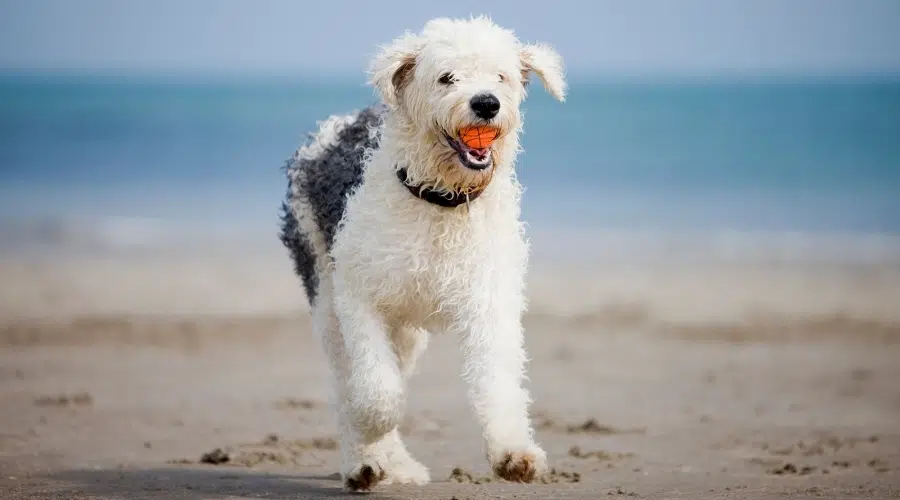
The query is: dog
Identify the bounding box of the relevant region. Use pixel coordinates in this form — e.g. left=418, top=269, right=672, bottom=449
left=279, top=15, right=566, bottom=491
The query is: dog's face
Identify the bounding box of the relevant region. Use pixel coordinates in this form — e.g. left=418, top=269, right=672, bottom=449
left=369, top=16, right=566, bottom=193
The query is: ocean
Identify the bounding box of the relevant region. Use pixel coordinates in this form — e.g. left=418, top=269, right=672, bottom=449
left=1, top=72, right=899, bottom=263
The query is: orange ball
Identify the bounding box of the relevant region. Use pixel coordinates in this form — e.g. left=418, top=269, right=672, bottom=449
left=459, top=126, right=499, bottom=149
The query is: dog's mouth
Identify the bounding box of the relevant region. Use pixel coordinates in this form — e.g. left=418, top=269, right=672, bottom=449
left=443, top=132, right=494, bottom=171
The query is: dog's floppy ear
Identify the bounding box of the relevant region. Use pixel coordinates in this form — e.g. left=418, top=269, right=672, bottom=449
left=520, top=43, right=567, bottom=102
left=368, top=33, right=422, bottom=108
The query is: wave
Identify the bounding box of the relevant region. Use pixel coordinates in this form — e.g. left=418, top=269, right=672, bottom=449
left=4, top=215, right=900, bottom=261
left=0, top=215, right=275, bottom=256
left=0, top=216, right=174, bottom=252
left=528, top=228, right=900, bottom=266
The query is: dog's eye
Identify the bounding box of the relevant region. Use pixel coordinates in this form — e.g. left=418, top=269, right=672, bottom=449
left=499, top=74, right=506, bottom=82
left=438, top=73, right=454, bottom=85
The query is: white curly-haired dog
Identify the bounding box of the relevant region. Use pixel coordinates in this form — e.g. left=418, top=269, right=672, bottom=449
left=279, top=15, right=566, bottom=492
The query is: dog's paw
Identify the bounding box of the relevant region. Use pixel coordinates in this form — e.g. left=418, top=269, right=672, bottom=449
left=491, top=446, right=548, bottom=483
left=343, top=462, right=387, bottom=492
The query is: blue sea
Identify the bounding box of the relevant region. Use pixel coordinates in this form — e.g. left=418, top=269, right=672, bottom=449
left=1, top=72, right=899, bottom=260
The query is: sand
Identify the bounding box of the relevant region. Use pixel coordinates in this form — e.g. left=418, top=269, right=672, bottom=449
left=1, top=239, right=899, bottom=499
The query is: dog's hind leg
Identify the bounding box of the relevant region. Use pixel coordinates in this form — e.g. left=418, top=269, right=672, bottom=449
left=309, top=275, right=365, bottom=486
left=391, top=324, right=429, bottom=378
left=376, top=323, right=431, bottom=483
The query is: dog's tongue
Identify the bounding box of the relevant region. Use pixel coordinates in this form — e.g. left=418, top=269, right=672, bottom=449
left=470, top=147, right=489, bottom=159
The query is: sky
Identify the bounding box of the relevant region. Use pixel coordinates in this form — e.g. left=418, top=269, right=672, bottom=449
left=1, top=0, right=899, bottom=77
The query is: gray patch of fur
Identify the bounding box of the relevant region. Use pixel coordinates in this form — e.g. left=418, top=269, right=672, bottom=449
left=279, top=105, right=385, bottom=305
left=303, top=105, right=384, bottom=249
left=278, top=199, right=318, bottom=302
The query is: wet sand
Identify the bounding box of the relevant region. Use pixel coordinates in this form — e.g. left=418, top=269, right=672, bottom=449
left=1, top=246, right=899, bottom=499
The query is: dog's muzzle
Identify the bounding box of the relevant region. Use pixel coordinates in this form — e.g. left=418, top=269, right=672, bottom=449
left=444, top=133, right=493, bottom=171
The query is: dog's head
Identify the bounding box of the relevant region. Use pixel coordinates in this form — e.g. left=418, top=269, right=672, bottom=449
left=369, top=16, right=566, bottom=194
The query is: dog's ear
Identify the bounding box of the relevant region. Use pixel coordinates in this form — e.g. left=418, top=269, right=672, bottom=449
left=368, top=33, right=422, bottom=108
left=520, top=43, right=567, bottom=102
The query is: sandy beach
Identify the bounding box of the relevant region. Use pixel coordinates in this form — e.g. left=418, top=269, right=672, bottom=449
left=3, top=4, right=899, bottom=498
left=1, top=236, right=899, bottom=499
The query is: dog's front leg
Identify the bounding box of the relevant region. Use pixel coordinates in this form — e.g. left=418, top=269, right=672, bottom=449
left=457, top=296, right=548, bottom=482
left=335, top=293, right=404, bottom=439
left=332, top=287, right=424, bottom=490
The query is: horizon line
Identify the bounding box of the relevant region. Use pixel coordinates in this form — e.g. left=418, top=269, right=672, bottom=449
left=2, top=67, right=900, bottom=85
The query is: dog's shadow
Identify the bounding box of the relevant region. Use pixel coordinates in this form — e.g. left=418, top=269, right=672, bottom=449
left=40, top=466, right=403, bottom=499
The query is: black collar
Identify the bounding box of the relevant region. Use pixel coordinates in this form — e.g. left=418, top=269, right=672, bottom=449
left=396, top=167, right=486, bottom=208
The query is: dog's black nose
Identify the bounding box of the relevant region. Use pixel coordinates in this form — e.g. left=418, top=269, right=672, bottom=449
left=469, top=93, right=500, bottom=120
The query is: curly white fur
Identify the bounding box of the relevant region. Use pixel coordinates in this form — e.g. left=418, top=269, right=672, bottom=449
left=281, top=15, right=566, bottom=491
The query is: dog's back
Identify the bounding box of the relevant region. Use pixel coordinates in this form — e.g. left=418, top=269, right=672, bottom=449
left=279, top=105, right=384, bottom=305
